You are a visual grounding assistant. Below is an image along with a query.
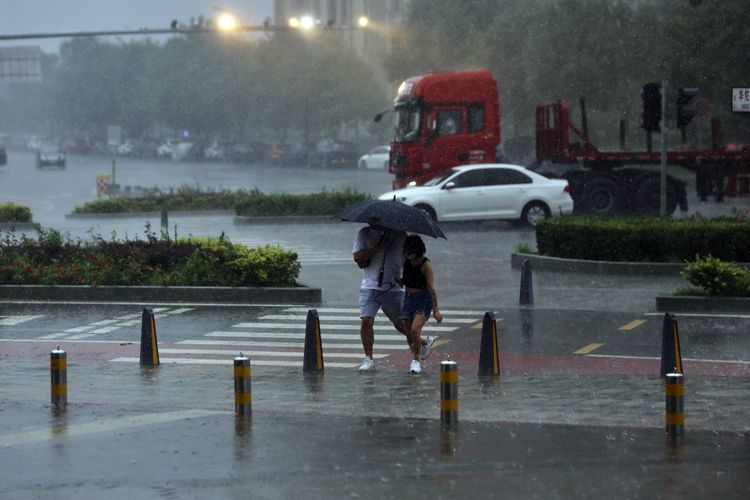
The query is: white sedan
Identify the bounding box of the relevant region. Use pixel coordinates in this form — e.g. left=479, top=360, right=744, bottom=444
left=357, top=145, right=390, bottom=170
left=378, top=164, right=574, bottom=226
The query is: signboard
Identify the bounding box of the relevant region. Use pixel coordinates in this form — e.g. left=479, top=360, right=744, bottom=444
left=732, top=88, right=750, bottom=112
left=0, top=46, right=42, bottom=82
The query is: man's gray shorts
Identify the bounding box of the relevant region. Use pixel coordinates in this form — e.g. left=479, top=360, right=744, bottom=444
left=359, top=287, right=404, bottom=324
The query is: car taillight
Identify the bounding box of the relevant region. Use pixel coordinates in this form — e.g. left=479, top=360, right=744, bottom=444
left=563, top=183, right=571, bottom=193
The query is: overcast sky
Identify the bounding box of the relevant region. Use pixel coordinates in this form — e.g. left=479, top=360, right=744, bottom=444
left=1, top=0, right=274, bottom=53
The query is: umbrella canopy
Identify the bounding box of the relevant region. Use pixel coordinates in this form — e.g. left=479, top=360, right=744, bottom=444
left=338, top=198, right=447, bottom=239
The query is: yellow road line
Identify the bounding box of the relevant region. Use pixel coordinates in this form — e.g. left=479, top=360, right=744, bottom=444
left=619, top=319, right=647, bottom=331
left=574, top=343, right=604, bottom=355
left=432, top=339, right=450, bottom=348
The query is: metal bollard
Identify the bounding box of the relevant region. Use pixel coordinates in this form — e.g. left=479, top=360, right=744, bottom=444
left=665, top=372, right=684, bottom=438
left=234, top=353, right=252, bottom=418
left=440, top=360, right=458, bottom=426
left=51, top=346, right=67, bottom=407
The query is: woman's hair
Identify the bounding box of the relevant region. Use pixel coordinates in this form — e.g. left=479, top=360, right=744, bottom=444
left=404, top=234, right=426, bottom=257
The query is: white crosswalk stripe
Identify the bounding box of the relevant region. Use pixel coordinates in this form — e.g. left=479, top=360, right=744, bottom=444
left=0, top=315, right=44, bottom=326
left=139, top=307, right=482, bottom=368
left=38, top=307, right=194, bottom=340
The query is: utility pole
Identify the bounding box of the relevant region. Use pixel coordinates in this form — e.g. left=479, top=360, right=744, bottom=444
left=660, top=79, right=668, bottom=217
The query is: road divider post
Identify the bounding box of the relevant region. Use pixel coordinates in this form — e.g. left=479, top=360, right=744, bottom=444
left=51, top=346, right=67, bottom=408
left=440, top=360, right=458, bottom=426
left=139, top=308, right=160, bottom=367
left=478, top=312, right=500, bottom=377
left=234, top=353, right=252, bottom=418
left=303, top=309, right=324, bottom=373
left=519, top=259, right=534, bottom=306
left=665, top=372, right=685, bottom=438
left=660, top=313, right=682, bottom=377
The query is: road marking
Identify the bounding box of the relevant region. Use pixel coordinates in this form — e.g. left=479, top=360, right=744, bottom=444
left=90, top=319, right=120, bottom=326
left=159, top=348, right=388, bottom=359
left=574, top=343, right=604, bottom=355
left=0, top=409, right=227, bottom=447
left=258, top=314, right=477, bottom=324
left=586, top=354, right=750, bottom=366
left=231, top=322, right=456, bottom=332
left=644, top=312, right=750, bottom=319
left=207, top=331, right=406, bottom=341
left=619, top=320, right=647, bottom=331
left=37, top=332, right=70, bottom=340
left=283, top=307, right=489, bottom=316
left=111, top=357, right=359, bottom=368
left=177, top=340, right=407, bottom=350
left=64, top=325, right=96, bottom=333
left=432, top=339, right=450, bottom=348
left=0, top=315, right=43, bottom=326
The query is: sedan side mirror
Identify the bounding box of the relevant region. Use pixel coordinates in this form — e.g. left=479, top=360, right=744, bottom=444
left=443, top=181, right=456, bottom=190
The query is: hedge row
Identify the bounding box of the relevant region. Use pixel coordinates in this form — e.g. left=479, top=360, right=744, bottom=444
left=234, top=191, right=368, bottom=217
left=0, top=202, right=32, bottom=223
left=536, top=216, right=750, bottom=262
left=72, top=187, right=368, bottom=217
left=0, top=228, right=300, bottom=287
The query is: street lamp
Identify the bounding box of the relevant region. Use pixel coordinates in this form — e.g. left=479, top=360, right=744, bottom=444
left=216, top=12, right=239, bottom=32
left=357, top=16, right=369, bottom=28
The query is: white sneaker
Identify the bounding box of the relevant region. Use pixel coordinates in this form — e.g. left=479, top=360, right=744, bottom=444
left=358, top=356, right=375, bottom=372
left=409, top=359, right=422, bottom=374
left=420, top=336, right=436, bottom=361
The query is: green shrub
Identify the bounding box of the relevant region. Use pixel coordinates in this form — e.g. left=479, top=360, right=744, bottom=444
left=0, top=202, right=32, bottom=223
left=681, top=255, right=750, bottom=297
left=0, top=230, right=300, bottom=287
left=536, top=216, right=750, bottom=262
left=235, top=190, right=368, bottom=217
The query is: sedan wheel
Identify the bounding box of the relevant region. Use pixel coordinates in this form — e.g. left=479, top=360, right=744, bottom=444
left=521, top=201, right=550, bottom=226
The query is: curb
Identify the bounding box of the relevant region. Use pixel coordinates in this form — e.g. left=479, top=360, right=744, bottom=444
left=0, top=284, right=322, bottom=304
left=233, top=215, right=335, bottom=225
left=655, top=295, right=750, bottom=313
left=0, top=222, right=42, bottom=231
left=65, top=210, right=235, bottom=219
left=510, top=253, right=685, bottom=276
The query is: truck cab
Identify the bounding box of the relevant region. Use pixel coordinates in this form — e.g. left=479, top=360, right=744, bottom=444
left=388, top=71, right=500, bottom=189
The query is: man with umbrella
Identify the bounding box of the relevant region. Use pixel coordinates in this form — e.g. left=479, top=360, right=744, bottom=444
left=341, top=198, right=446, bottom=372
left=352, top=222, right=407, bottom=371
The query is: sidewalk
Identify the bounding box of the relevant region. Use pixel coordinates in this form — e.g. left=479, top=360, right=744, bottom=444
left=1, top=359, right=748, bottom=498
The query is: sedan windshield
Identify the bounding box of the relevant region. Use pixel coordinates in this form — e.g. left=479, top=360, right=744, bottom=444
left=423, top=168, right=458, bottom=187
left=394, top=106, right=421, bottom=143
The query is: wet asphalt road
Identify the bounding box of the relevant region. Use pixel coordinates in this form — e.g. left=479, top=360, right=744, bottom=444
left=0, top=151, right=749, bottom=498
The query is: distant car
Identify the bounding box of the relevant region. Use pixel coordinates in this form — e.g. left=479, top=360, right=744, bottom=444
left=204, top=141, right=233, bottom=161
left=26, top=136, right=44, bottom=151
left=309, top=139, right=359, bottom=168
left=155, top=139, right=179, bottom=159
left=269, top=142, right=309, bottom=166
left=116, top=140, right=135, bottom=156
left=36, top=148, right=66, bottom=169
left=377, top=164, right=574, bottom=226
left=64, top=137, right=93, bottom=155
left=358, top=145, right=390, bottom=170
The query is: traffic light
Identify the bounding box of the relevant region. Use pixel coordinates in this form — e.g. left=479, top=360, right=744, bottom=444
left=641, top=82, right=662, bottom=132
left=677, top=87, right=699, bottom=129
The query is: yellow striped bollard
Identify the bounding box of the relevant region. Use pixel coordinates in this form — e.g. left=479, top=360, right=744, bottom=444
left=440, top=360, right=458, bottom=426
left=665, top=372, right=684, bottom=438
left=234, top=353, right=252, bottom=418
left=51, top=346, right=67, bottom=408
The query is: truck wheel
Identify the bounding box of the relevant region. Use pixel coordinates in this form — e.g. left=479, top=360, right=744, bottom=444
left=520, top=201, right=550, bottom=226
left=633, top=177, right=677, bottom=215
left=580, top=178, right=625, bottom=215
left=415, top=204, right=437, bottom=221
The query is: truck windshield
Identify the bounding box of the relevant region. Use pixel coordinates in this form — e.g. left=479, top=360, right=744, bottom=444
left=394, top=106, right=421, bottom=143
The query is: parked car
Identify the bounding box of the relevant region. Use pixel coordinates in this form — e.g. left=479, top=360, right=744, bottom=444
left=268, top=142, right=310, bottom=166
left=358, top=145, right=390, bottom=170
left=309, top=139, right=359, bottom=168
left=36, top=147, right=66, bottom=169
left=116, top=140, right=135, bottom=156
left=155, top=139, right=179, bottom=159
left=203, top=141, right=233, bottom=161
left=377, top=164, right=574, bottom=226
left=227, top=142, right=265, bottom=164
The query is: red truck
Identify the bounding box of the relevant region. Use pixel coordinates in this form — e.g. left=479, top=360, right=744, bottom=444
left=384, top=70, right=750, bottom=216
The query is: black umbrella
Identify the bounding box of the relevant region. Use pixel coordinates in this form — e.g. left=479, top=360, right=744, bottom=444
left=338, top=198, right=447, bottom=239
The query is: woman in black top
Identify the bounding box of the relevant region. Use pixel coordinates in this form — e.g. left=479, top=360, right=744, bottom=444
left=400, top=234, right=443, bottom=374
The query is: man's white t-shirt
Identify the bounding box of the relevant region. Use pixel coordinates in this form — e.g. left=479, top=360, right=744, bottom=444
left=353, top=227, right=407, bottom=290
